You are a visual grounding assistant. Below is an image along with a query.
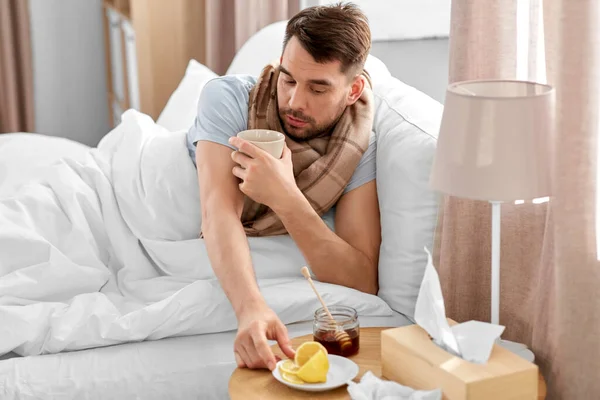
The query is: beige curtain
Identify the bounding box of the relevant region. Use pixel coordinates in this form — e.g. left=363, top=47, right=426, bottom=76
left=435, top=0, right=600, bottom=398
left=0, top=0, right=34, bottom=133
left=205, top=0, right=300, bottom=75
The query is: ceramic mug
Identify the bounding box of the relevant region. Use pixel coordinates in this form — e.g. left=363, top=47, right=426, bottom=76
left=237, top=129, right=285, bottom=159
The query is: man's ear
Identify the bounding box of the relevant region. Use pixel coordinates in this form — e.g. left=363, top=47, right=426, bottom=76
left=346, top=75, right=365, bottom=106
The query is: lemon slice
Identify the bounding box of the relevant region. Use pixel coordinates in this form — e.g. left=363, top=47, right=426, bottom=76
left=294, top=341, right=328, bottom=367
left=296, top=349, right=329, bottom=383
left=278, top=359, right=300, bottom=375
left=281, top=371, right=305, bottom=385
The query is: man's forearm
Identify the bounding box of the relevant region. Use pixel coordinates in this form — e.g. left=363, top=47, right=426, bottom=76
left=272, top=190, right=377, bottom=294
left=202, top=209, right=265, bottom=316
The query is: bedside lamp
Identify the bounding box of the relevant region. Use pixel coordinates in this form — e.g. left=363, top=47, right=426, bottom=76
left=430, top=79, right=555, bottom=357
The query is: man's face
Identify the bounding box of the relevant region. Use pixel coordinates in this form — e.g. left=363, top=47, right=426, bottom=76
left=277, top=36, right=362, bottom=141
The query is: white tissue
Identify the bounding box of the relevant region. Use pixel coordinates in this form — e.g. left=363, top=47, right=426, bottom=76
left=347, top=371, right=442, bottom=400
left=452, top=320, right=505, bottom=363
left=414, top=248, right=505, bottom=363
left=414, top=248, right=460, bottom=356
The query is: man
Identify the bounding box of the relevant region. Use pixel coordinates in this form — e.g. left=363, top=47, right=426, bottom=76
left=187, top=2, right=380, bottom=371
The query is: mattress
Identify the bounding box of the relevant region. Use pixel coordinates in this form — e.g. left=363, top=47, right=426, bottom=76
left=0, top=313, right=411, bottom=400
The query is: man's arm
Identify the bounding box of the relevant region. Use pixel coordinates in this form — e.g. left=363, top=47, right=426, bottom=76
left=196, top=141, right=295, bottom=370
left=273, top=181, right=380, bottom=295
left=229, top=136, right=381, bottom=295
left=196, top=141, right=261, bottom=314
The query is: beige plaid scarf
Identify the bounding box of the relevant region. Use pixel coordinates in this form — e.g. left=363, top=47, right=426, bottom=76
left=240, top=62, right=375, bottom=237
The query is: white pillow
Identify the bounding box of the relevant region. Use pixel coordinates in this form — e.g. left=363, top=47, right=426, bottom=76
left=156, top=60, right=218, bottom=132
left=155, top=23, right=287, bottom=132
left=374, top=76, right=442, bottom=319
left=226, top=21, right=287, bottom=77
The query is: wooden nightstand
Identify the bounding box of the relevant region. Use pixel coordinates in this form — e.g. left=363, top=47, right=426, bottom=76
left=228, top=327, right=547, bottom=399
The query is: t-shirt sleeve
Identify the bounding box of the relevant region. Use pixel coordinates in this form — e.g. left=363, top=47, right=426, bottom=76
left=186, top=76, right=255, bottom=162
left=343, top=131, right=377, bottom=194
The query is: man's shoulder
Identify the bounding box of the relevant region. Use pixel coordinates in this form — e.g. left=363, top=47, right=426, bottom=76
left=195, top=74, right=258, bottom=122
left=203, top=74, right=258, bottom=97
left=187, top=75, right=258, bottom=160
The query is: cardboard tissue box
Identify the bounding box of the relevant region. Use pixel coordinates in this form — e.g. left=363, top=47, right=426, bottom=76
left=381, top=249, right=539, bottom=399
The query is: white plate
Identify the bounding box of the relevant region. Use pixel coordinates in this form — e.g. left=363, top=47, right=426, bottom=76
left=272, top=355, right=359, bottom=392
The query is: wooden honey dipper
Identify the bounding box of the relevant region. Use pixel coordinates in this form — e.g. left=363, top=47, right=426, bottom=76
left=301, top=266, right=353, bottom=353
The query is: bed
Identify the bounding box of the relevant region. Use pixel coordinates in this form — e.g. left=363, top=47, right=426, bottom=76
left=0, top=22, right=442, bottom=399
left=0, top=315, right=409, bottom=399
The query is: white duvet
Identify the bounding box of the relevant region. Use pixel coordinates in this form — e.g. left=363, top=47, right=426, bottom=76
left=0, top=110, right=393, bottom=357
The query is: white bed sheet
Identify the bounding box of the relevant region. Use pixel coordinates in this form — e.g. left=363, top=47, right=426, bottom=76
left=0, top=133, right=90, bottom=197
left=0, top=313, right=411, bottom=400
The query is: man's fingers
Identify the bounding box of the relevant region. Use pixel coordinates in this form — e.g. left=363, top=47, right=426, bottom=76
left=241, top=341, right=262, bottom=369
left=273, top=323, right=296, bottom=359
left=232, top=165, right=247, bottom=180
left=231, top=150, right=252, bottom=168
left=251, top=328, right=277, bottom=370
left=229, top=137, right=264, bottom=159
left=234, top=349, right=247, bottom=368
left=282, top=144, right=292, bottom=161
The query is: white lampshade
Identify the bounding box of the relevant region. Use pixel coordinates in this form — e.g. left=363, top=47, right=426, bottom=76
left=430, top=80, right=555, bottom=202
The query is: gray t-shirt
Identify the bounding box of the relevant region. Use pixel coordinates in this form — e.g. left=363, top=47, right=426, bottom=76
left=186, top=75, right=376, bottom=195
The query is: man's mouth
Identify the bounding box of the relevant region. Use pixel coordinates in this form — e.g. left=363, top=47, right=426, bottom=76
left=286, top=115, right=308, bottom=128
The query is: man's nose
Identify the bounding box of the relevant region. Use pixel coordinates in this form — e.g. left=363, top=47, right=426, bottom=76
left=288, top=88, right=306, bottom=111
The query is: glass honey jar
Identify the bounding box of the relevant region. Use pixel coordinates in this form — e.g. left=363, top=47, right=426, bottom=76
left=312, top=305, right=360, bottom=357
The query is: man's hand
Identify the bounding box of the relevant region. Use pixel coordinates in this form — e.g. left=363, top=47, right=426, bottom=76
left=234, top=301, right=296, bottom=370
left=228, top=137, right=299, bottom=209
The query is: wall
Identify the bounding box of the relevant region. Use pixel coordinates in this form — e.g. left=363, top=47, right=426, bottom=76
left=28, top=0, right=110, bottom=147
left=371, top=39, right=449, bottom=104
left=300, top=0, right=451, bottom=41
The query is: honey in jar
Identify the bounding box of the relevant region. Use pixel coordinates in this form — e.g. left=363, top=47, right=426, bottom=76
left=312, top=305, right=360, bottom=357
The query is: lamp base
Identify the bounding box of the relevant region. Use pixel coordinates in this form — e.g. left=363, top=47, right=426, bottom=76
left=487, top=202, right=536, bottom=364
left=498, top=339, right=535, bottom=363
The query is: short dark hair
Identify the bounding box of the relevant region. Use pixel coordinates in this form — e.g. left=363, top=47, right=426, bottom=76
left=282, top=2, right=371, bottom=75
